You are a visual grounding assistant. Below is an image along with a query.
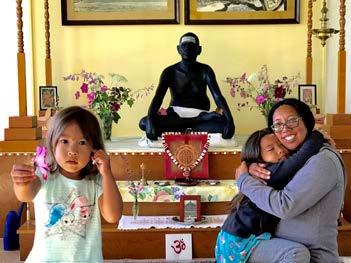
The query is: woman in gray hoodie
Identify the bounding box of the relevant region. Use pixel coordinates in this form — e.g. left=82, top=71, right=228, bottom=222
left=236, top=98, right=346, bottom=263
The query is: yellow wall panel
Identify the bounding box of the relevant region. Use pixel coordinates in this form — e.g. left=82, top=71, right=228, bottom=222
left=30, top=1, right=324, bottom=137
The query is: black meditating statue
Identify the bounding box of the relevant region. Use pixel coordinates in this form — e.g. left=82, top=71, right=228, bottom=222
left=139, top=32, right=235, bottom=140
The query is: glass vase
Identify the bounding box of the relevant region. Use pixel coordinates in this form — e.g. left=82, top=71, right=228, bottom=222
left=102, top=117, right=113, bottom=141
left=133, top=197, right=139, bottom=220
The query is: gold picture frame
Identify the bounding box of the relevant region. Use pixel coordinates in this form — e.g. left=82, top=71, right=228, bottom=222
left=185, top=0, right=299, bottom=25
left=61, top=0, right=179, bottom=25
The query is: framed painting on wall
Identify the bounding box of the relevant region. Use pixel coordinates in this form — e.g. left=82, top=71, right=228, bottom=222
left=61, top=0, right=179, bottom=25
left=298, top=84, right=317, bottom=106
left=39, top=86, right=58, bottom=111
left=185, top=0, right=299, bottom=25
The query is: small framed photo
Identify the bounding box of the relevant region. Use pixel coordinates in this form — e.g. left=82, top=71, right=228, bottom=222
left=298, top=84, right=317, bottom=105
left=39, top=86, right=58, bottom=110
left=180, top=195, right=201, bottom=222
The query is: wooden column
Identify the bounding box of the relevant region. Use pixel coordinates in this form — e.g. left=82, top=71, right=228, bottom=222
left=17, top=0, right=27, bottom=116
left=337, top=0, right=346, bottom=113
left=306, top=0, right=313, bottom=84
left=44, top=0, right=52, bottom=86
left=0, top=0, right=42, bottom=151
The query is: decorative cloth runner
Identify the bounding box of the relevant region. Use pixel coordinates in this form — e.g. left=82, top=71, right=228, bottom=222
left=117, top=215, right=227, bottom=230
left=117, top=180, right=238, bottom=202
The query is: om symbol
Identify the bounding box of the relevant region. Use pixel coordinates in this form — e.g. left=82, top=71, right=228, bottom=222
left=171, top=239, right=186, bottom=254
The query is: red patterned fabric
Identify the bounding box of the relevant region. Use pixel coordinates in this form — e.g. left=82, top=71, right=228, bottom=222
left=162, top=132, right=209, bottom=179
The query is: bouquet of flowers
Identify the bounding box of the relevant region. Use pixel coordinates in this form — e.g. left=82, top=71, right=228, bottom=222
left=63, top=70, right=154, bottom=139
left=225, top=65, right=300, bottom=117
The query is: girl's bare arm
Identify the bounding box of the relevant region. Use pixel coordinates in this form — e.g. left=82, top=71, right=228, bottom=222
left=94, top=150, right=123, bottom=223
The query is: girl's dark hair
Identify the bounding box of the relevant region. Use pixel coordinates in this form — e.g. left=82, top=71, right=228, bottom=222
left=230, top=128, right=273, bottom=211
left=240, top=128, right=273, bottom=165
left=45, top=106, right=105, bottom=178
left=267, top=98, right=315, bottom=135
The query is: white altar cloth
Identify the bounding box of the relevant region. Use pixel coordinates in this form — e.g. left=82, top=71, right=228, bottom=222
left=137, top=133, right=238, bottom=148
left=117, top=215, right=227, bottom=230
left=106, top=135, right=247, bottom=153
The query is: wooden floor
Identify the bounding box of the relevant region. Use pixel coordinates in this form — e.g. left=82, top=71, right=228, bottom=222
left=1, top=238, right=216, bottom=262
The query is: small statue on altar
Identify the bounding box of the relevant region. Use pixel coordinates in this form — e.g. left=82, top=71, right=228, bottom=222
left=139, top=32, right=235, bottom=141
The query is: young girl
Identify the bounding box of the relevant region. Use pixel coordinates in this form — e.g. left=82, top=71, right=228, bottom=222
left=215, top=128, right=324, bottom=263
left=11, top=106, right=123, bottom=263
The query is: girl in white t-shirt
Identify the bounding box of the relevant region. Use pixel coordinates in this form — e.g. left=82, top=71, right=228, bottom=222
left=11, top=106, right=123, bottom=262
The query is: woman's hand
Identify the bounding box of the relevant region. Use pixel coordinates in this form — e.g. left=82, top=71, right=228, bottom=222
left=235, top=161, right=249, bottom=180
left=248, top=163, right=271, bottom=180
left=91, top=150, right=112, bottom=177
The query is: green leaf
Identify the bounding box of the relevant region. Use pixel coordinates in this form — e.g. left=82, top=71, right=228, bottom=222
left=110, top=73, right=128, bottom=83
left=127, top=99, right=134, bottom=107
left=113, top=113, right=121, bottom=123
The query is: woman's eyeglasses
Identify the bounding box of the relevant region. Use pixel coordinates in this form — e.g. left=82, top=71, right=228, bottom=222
left=271, top=116, right=301, bottom=132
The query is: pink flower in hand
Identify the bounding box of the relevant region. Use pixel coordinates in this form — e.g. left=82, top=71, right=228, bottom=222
left=34, top=146, right=50, bottom=181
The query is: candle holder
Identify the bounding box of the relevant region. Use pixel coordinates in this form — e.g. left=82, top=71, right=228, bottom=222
left=312, top=0, right=339, bottom=46
left=140, top=163, right=148, bottom=186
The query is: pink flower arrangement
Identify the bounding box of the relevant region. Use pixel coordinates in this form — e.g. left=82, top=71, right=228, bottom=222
left=225, top=65, right=300, bottom=117
left=63, top=70, right=154, bottom=125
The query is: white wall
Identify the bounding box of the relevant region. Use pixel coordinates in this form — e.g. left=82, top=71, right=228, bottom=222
left=0, top=1, right=32, bottom=141
left=0, top=2, right=349, bottom=141
left=346, top=1, right=351, bottom=113
left=326, top=1, right=350, bottom=113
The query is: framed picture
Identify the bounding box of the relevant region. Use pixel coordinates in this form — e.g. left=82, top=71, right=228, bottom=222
left=180, top=195, right=201, bottom=222
left=61, top=0, right=179, bottom=25
left=185, top=0, right=299, bottom=25
left=39, top=86, right=58, bottom=111
left=298, top=84, right=317, bottom=106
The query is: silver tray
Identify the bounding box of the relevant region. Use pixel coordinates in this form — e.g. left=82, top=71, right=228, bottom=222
left=171, top=216, right=207, bottom=225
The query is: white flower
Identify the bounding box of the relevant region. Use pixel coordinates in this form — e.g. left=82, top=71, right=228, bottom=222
left=247, top=73, right=257, bottom=83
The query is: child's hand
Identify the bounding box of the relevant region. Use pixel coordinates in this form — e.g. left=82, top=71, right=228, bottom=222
left=91, top=150, right=112, bottom=177
left=11, top=164, right=36, bottom=185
